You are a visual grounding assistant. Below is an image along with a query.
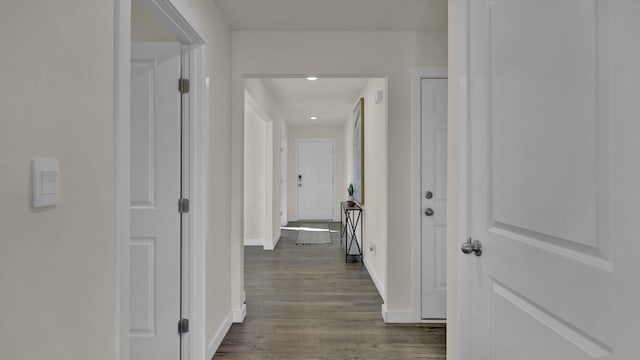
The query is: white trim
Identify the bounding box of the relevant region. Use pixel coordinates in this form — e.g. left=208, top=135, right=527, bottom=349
left=382, top=304, right=448, bottom=324
left=244, top=91, right=282, bottom=252
left=457, top=0, right=472, bottom=358
left=115, top=2, right=207, bottom=360
left=244, top=238, right=264, bottom=246
left=243, top=236, right=281, bottom=250
left=114, top=1, right=131, bottom=360
left=294, top=138, right=337, bottom=221
left=245, top=90, right=275, bottom=124
left=232, top=304, right=247, bottom=323
left=206, top=312, right=233, bottom=359
left=280, top=124, right=288, bottom=226
left=136, top=0, right=204, bottom=45
left=410, top=66, right=448, bottom=323
left=188, top=44, right=209, bottom=360
left=264, top=235, right=281, bottom=251
left=364, top=257, right=385, bottom=302
left=411, top=67, right=448, bottom=78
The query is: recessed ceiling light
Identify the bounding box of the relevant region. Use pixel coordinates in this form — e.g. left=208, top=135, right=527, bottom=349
left=306, top=76, right=318, bottom=81
left=310, top=116, right=318, bottom=120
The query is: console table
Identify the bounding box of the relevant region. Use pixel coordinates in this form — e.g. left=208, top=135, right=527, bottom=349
left=340, top=201, right=363, bottom=263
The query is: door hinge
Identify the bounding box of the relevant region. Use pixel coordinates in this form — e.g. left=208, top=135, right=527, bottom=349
left=178, top=198, right=190, bottom=213
left=178, top=78, right=190, bottom=94
left=178, top=318, right=189, bottom=334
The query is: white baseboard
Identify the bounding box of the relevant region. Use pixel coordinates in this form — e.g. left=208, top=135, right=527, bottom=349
left=381, top=304, right=419, bottom=323
left=381, top=304, right=447, bottom=324
left=264, top=235, right=280, bottom=250
left=244, top=238, right=263, bottom=246
left=232, top=303, right=247, bottom=323
left=363, top=257, right=385, bottom=302
left=207, top=312, right=233, bottom=359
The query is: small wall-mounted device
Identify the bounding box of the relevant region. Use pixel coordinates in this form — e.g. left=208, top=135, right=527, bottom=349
left=32, top=159, right=58, bottom=208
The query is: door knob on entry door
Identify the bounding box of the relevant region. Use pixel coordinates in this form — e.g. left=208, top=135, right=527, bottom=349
left=461, top=238, right=482, bottom=256
left=424, top=208, right=434, bottom=216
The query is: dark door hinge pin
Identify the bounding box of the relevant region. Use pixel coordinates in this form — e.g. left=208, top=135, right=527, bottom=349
left=178, top=318, right=189, bottom=334
left=178, top=198, right=190, bottom=213
left=178, top=78, right=190, bottom=94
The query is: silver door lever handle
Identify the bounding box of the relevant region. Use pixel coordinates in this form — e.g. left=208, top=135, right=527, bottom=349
left=461, top=238, right=482, bottom=256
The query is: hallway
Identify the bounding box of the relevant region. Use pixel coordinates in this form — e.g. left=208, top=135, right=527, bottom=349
left=215, top=223, right=446, bottom=359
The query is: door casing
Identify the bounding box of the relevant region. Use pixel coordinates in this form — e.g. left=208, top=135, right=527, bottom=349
left=280, top=125, right=288, bottom=226
left=114, top=1, right=207, bottom=359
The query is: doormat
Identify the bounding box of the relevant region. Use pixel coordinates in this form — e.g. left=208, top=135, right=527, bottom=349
left=296, top=223, right=331, bottom=245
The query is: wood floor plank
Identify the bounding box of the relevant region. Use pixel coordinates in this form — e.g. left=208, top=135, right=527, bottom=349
left=214, top=222, right=446, bottom=359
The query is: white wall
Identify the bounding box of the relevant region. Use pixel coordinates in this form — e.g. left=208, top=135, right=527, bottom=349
left=0, top=2, right=115, bottom=359
left=244, top=102, right=267, bottom=243
left=288, top=125, right=345, bottom=222
left=244, top=79, right=287, bottom=248
left=343, top=78, right=388, bottom=300
left=1, top=1, right=235, bottom=358
left=131, top=0, right=174, bottom=41
left=231, top=30, right=448, bottom=315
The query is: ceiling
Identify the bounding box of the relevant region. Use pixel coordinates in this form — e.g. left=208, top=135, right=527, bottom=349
left=215, top=0, right=447, bottom=31
left=261, top=78, right=373, bottom=127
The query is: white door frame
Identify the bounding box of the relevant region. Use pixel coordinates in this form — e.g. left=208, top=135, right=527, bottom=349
left=454, top=0, right=472, bottom=358
left=409, top=67, right=448, bottom=324
left=280, top=124, right=288, bottom=226
left=244, top=90, right=278, bottom=250
left=115, top=1, right=208, bottom=360
left=295, top=138, right=336, bottom=221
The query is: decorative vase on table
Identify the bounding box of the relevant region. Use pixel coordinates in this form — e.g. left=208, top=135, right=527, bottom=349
left=347, top=183, right=356, bottom=207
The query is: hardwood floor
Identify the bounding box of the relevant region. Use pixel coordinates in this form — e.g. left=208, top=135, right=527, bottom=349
left=214, top=222, right=446, bottom=359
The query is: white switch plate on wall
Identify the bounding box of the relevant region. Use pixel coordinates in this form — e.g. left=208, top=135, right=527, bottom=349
left=32, top=159, right=58, bottom=207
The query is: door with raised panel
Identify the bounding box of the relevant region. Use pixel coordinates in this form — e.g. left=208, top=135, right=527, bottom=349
left=421, top=78, right=447, bottom=320
left=296, top=139, right=335, bottom=220
left=464, top=1, right=640, bottom=359
left=130, top=42, right=181, bottom=360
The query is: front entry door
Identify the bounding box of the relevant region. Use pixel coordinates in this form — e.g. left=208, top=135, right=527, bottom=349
left=465, top=1, right=640, bottom=359
left=297, top=139, right=335, bottom=220
left=420, top=78, right=447, bottom=319
left=130, top=42, right=182, bottom=360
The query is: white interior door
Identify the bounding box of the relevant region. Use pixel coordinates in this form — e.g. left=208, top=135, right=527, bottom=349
left=280, top=127, right=288, bottom=226
left=421, top=78, right=447, bottom=319
left=464, top=1, right=640, bottom=359
left=296, top=139, right=335, bottom=220
left=130, top=42, right=182, bottom=360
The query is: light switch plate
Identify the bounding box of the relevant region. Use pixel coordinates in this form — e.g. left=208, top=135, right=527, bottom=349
left=32, top=159, right=58, bottom=207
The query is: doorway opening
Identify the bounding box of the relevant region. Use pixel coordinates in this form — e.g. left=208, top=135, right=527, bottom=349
left=240, top=75, right=389, bottom=315
left=241, top=77, right=384, bottom=248
left=115, top=1, right=207, bottom=359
